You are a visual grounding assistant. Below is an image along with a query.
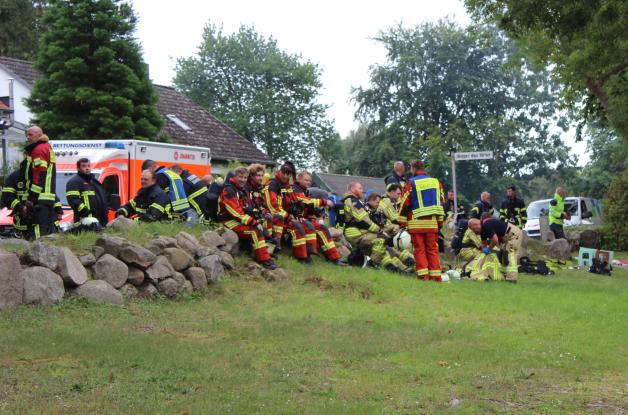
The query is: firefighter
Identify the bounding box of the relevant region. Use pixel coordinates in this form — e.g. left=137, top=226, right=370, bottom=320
left=116, top=170, right=170, bottom=222
left=170, top=164, right=209, bottom=223
left=443, top=190, right=466, bottom=222
left=20, top=126, right=57, bottom=240
left=263, top=162, right=310, bottom=263
left=468, top=217, right=521, bottom=282
left=293, top=170, right=344, bottom=265
left=0, top=163, right=28, bottom=237
left=65, top=158, right=109, bottom=227
left=471, top=191, right=494, bottom=219
left=366, top=191, right=414, bottom=269
left=398, top=160, right=445, bottom=281
left=384, top=161, right=407, bottom=188
left=343, top=182, right=411, bottom=274
left=141, top=160, right=190, bottom=219
left=245, top=163, right=277, bottom=252
left=549, top=186, right=570, bottom=240
left=499, top=185, right=527, bottom=229
left=378, top=183, right=405, bottom=236
left=218, top=167, right=277, bottom=269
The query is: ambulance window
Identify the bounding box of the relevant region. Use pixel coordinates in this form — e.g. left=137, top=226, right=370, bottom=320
left=103, top=175, right=119, bottom=197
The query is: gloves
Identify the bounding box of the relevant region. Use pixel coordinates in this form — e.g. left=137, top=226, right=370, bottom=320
left=482, top=247, right=491, bottom=255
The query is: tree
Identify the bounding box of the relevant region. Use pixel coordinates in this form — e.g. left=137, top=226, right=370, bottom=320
left=464, top=0, right=628, bottom=140
left=0, top=1, right=48, bottom=60
left=26, top=0, right=163, bottom=140
left=174, top=23, right=335, bottom=167
left=350, top=21, right=572, bottom=204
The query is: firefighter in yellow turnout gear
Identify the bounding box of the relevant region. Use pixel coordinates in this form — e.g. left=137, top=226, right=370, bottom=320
left=468, top=218, right=520, bottom=282
left=343, top=182, right=411, bottom=274
left=458, top=227, right=504, bottom=281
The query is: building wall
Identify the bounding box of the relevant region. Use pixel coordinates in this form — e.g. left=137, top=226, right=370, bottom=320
left=0, top=68, right=34, bottom=126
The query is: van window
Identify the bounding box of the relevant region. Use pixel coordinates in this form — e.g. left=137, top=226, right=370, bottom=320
left=55, top=172, right=99, bottom=205
left=580, top=200, right=588, bottom=216
left=102, top=175, right=119, bottom=198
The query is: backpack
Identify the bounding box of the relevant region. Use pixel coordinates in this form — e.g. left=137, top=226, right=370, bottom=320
left=518, top=256, right=553, bottom=275
left=206, top=172, right=233, bottom=222
left=450, top=219, right=469, bottom=254
left=588, top=258, right=611, bottom=275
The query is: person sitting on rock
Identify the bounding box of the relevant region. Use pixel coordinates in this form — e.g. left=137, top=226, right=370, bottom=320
left=457, top=222, right=503, bottom=281
left=116, top=170, right=170, bottom=222
left=218, top=167, right=277, bottom=270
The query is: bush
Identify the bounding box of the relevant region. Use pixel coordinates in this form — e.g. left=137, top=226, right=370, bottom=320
left=599, top=169, right=628, bottom=251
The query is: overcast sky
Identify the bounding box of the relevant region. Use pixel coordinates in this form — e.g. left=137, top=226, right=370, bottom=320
left=132, top=0, right=587, bottom=163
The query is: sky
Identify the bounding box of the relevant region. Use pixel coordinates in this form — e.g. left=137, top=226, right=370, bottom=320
left=131, top=0, right=587, bottom=163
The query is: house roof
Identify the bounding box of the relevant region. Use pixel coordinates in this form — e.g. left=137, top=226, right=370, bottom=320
left=313, top=172, right=387, bottom=196
left=0, top=56, right=275, bottom=165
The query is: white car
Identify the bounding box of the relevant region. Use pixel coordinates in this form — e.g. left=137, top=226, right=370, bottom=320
left=523, top=197, right=603, bottom=237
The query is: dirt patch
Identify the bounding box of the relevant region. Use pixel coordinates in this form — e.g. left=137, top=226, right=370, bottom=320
left=303, top=276, right=333, bottom=291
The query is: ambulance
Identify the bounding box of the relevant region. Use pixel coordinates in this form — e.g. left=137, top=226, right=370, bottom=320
left=0, top=140, right=211, bottom=234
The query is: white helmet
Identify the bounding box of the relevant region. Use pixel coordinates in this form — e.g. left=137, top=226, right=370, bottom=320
left=80, top=217, right=100, bottom=227
left=445, top=269, right=461, bottom=281
left=441, top=273, right=450, bottom=283
left=393, top=230, right=412, bottom=251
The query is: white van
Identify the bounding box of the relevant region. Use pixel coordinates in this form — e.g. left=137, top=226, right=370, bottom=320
left=523, top=197, right=603, bottom=237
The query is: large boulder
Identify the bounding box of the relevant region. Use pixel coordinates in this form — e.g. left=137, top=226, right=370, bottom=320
left=163, top=247, right=193, bottom=271
left=157, top=278, right=179, bottom=298
left=579, top=230, right=598, bottom=249
left=91, top=245, right=105, bottom=259
left=93, top=254, right=129, bottom=288
left=199, top=230, right=226, bottom=251
left=56, top=247, right=88, bottom=286
left=546, top=238, right=572, bottom=260
left=183, top=267, right=208, bottom=292
left=0, top=238, right=30, bottom=251
left=95, top=235, right=129, bottom=257
left=144, top=236, right=179, bottom=256
left=218, top=251, right=235, bottom=270
left=0, top=250, right=24, bottom=310
left=21, top=266, right=65, bottom=305
left=118, top=244, right=157, bottom=269
left=145, top=256, right=175, bottom=282
left=74, top=280, right=124, bottom=305
left=26, top=241, right=59, bottom=270
left=127, top=266, right=145, bottom=286
left=198, top=254, right=224, bottom=283
left=106, top=216, right=137, bottom=231
left=175, top=231, right=203, bottom=257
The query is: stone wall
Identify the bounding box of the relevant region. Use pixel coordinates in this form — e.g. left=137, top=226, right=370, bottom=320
left=0, top=229, right=286, bottom=311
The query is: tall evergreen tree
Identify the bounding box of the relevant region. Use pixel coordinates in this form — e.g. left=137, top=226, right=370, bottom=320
left=26, top=0, right=162, bottom=140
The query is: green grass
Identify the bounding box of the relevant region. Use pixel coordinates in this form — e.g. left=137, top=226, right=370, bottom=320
left=1, top=252, right=627, bottom=414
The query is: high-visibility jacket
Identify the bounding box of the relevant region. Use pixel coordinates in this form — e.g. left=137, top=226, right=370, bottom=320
left=291, top=182, right=327, bottom=219
left=343, top=192, right=380, bottom=239
left=24, top=139, right=56, bottom=206
left=119, top=184, right=170, bottom=222
left=399, top=170, right=444, bottom=233
left=377, top=195, right=400, bottom=225
left=471, top=200, right=494, bottom=219
left=549, top=193, right=566, bottom=226
left=245, top=178, right=267, bottom=219
left=218, top=178, right=257, bottom=228
left=155, top=166, right=190, bottom=214
left=0, top=168, right=27, bottom=231
left=499, top=197, right=527, bottom=228
left=179, top=169, right=208, bottom=217
left=262, top=172, right=297, bottom=220
left=65, top=172, right=109, bottom=225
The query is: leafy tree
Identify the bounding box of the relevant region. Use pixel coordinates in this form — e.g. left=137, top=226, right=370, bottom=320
left=174, top=23, right=335, bottom=167
left=26, top=0, right=163, bottom=140
left=350, top=21, right=572, bottom=204
left=464, top=0, right=628, bottom=140
left=0, top=1, right=48, bottom=60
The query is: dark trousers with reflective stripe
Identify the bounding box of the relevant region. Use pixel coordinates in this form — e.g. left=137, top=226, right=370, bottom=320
left=25, top=205, right=56, bottom=240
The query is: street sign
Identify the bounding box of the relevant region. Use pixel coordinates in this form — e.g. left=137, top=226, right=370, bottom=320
left=454, top=151, right=493, bottom=161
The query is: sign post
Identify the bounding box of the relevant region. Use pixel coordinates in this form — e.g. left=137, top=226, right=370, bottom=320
left=451, top=151, right=494, bottom=215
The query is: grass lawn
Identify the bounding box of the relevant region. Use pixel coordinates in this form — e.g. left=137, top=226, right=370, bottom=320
left=0, top=244, right=627, bottom=413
